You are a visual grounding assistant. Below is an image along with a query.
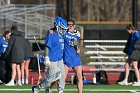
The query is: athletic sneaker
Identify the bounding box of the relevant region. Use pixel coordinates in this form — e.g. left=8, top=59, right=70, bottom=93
left=17, top=80, right=22, bottom=86
left=5, top=80, right=15, bottom=86
left=132, top=81, right=140, bottom=86
left=118, top=80, right=128, bottom=85
left=21, top=79, right=24, bottom=84
left=32, top=86, right=39, bottom=93
left=25, top=80, right=28, bottom=84
left=58, top=90, right=64, bottom=93
left=0, top=80, right=3, bottom=83
left=45, top=88, right=52, bottom=93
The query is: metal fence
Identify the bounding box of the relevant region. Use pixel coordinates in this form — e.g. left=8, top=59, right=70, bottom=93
left=0, top=3, right=56, bottom=39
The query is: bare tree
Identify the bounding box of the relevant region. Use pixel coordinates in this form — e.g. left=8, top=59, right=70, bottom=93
left=9, top=0, right=138, bottom=21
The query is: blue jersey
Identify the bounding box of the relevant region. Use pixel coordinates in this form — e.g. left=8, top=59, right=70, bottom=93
left=64, top=32, right=82, bottom=67
left=128, top=31, right=140, bottom=56
left=0, top=36, right=8, bottom=54
left=45, top=31, right=64, bottom=62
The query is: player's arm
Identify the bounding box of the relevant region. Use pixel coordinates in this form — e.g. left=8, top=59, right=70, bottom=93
left=2, top=36, right=14, bottom=58
left=77, top=47, right=80, bottom=54
left=74, top=37, right=81, bottom=54
left=45, top=33, right=53, bottom=49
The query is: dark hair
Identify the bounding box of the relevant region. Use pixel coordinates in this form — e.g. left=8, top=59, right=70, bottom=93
left=68, top=18, right=76, bottom=25
left=11, top=25, right=18, bottom=32
left=126, top=24, right=136, bottom=30
left=3, top=31, right=11, bottom=36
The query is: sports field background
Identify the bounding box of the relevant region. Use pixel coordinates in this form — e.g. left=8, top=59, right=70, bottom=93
left=0, top=84, right=140, bottom=93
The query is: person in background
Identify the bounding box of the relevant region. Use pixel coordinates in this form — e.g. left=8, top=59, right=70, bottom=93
left=3, top=25, right=25, bottom=86
left=0, top=31, right=11, bottom=83
left=63, top=18, right=83, bottom=93
left=118, top=24, right=140, bottom=86
left=131, top=38, right=140, bottom=86
left=21, top=39, right=34, bottom=84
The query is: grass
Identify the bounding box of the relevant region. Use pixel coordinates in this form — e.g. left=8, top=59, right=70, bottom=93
left=0, top=84, right=140, bottom=93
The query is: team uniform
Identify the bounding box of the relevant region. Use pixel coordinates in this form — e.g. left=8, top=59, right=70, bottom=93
left=0, top=36, right=8, bottom=83
left=118, top=31, right=140, bottom=86
left=125, top=31, right=140, bottom=64
left=32, top=16, right=67, bottom=93
left=130, top=32, right=140, bottom=61
left=64, top=31, right=82, bottom=67
left=45, top=31, right=64, bottom=61
left=0, top=36, right=8, bottom=54
left=45, top=31, right=65, bottom=93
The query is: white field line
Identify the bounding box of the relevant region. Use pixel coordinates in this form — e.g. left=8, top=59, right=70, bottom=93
left=0, top=88, right=140, bottom=92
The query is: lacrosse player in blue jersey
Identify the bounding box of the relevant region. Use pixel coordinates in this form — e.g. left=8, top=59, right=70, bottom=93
left=32, top=16, right=67, bottom=93
left=64, top=18, right=83, bottom=93
left=0, top=31, right=11, bottom=83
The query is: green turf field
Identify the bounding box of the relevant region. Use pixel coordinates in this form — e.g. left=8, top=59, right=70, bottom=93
left=0, top=84, right=140, bottom=93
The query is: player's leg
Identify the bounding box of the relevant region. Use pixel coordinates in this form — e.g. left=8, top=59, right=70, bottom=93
left=32, top=73, right=55, bottom=93
left=17, top=63, right=22, bottom=86
left=56, top=60, right=65, bottom=93
left=131, top=50, right=140, bottom=86
left=32, top=79, right=49, bottom=93
left=132, top=61, right=140, bottom=86
left=45, top=61, right=62, bottom=93
left=118, top=58, right=131, bottom=85
left=118, top=63, right=129, bottom=85
left=124, top=63, right=130, bottom=81
left=4, top=60, right=12, bottom=83
left=64, top=65, right=69, bottom=78
left=132, top=61, right=140, bottom=81
left=21, top=61, right=25, bottom=84
left=24, top=59, right=30, bottom=84
left=73, top=66, right=83, bottom=93
left=0, top=59, right=6, bottom=83
left=33, top=64, right=61, bottom=93
left=5, top=63, right=16, bottom=86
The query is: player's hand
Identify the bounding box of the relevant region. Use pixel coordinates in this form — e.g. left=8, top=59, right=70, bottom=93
left=73, top=38, right=79, bottom=47
left=77, top=48, right=80, bottom=54
left=124, top=55, right=128, bottom=60
left=45, top=56, right=51, bottom=66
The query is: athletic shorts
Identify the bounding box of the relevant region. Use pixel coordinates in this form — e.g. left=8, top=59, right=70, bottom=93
left=64, top=55, right=82, bottom=68
left=24, top=58, right=31, bottom=60
left=126, top=50, right=140, bottom=64
left=130, top=50, right=140, bottom=61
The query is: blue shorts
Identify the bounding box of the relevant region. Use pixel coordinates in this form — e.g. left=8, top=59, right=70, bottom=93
left=24, top=58, right=31, bottom=60
left=64, top=55, right=82, bottom=67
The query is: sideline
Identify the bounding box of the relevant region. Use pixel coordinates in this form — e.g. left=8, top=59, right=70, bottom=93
left=0, top=88, right=140, bottom=92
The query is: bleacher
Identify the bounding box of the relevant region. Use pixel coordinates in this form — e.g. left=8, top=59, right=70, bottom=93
left=0, top=3, right=56, bottom=39
left=28, top=39, right=128, bottom=84
left=84, top=40, right=126, bottom=70
left=82, top=39, right=128, bottom=83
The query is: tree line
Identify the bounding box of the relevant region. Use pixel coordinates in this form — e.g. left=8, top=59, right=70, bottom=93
left=9, top=0, right=140, bottom=21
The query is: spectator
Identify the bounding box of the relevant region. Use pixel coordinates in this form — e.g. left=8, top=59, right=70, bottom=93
left=3, top=25, right=26, bottom=86
left=21, top=39, right=34, bottom=84
left=118, top=24, right=140, bottom=86
left=0, top=31, right=11, bottom=83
